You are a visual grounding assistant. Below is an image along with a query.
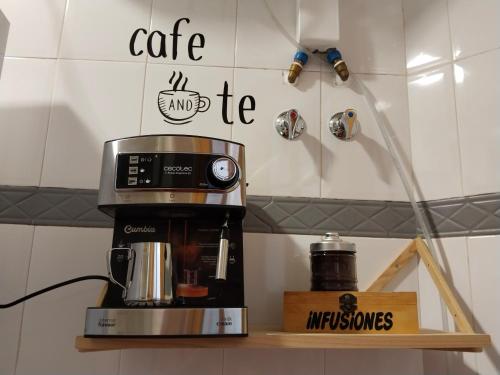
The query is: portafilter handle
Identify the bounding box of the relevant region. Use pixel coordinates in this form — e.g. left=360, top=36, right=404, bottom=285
left=215, top=222, right=229, bottom=281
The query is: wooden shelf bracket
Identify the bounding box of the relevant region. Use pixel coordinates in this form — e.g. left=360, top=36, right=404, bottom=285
left=367, top=237, right=474, bottom=334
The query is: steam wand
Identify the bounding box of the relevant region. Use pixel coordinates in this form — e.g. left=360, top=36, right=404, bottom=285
left=215, top=214, right=230, bottom=281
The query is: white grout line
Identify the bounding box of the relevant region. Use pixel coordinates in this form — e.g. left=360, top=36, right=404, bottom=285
left=221, top=347, right=225, bottom=375
left=138, top=0, right=155, bottom=136
left=7, top=46, right=498, bottom=75
left=37, top=61, right=61, bottom=187
left=444, top=0, right=466, bottom=200
left=36, top=0, right=70, bottom=187
left=55, top=0, right=70, bottom=60
left=318, top=69, right=323, bottom=198
left=1, top=54, right=417, bottom=76
left=116, top=349, right=122, bottom=375
left=232, top=0, right=239, bottom=71
left=406, top=46, right=500, bottom=78
left=229, top=0, right=239, bottom=141
left=452, top=45, right=500, bottom=63
left=463, top=236, right=479, bottom=373
left=322, top=348, right=326, bottom=375
left=400, top=0, right=418, bottom=203
left=447, top=7, right=478, bottom=373
left=12, top=226, right=37, bottom=375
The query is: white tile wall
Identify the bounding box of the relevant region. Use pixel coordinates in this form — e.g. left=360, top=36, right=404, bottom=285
left=404, top=1, right=500, bottom=200
left=244, top=232, right=310, bottom=329
left=325, top=349, right=423, bottom=375
left=120, top=348, right=223, bottom=375
left=0, top=0, right=66, bottom=58
left=0, top=0, right=417, bottom=201
left=448, top=0, right=500, bottom=60
left=1, top=1, right=499, bottom=375
left=0, top=224, right=34, bottom=375
left=0, top=9, right=8, bottom=74
left=16, top=226, right=119, bottom=375
left=321, top=73, right=411, bottom=201
left=0, top=0, right=496, bottom=202
left=141, top=63, right=233, bottom=138
left=235, top=0, right=322, bottom=72
left=417, top=237, right=476, bottom=374
left=150, top=0, right=237, bottom=67
left=454, top=49, right=500, bottom=196
left=0, top=57, right=56, bottom=186
left=408, top=65, right=463, bottom=201
left=336, top=0, right=406, bottom=75
left=418, top=238, right=471, bottom=331
left=403, top=0, right=452, bottom=73
left=468, top=235, right=500, bottom=375
left=403, top=2, right=500, bottom=374
left=41, top=59, right=144, bottom=189
left=232, top=68, right=321, bottom=197
left=224, top=348, right=324, bottom=375
left=59, top=0, right=152, bottom=62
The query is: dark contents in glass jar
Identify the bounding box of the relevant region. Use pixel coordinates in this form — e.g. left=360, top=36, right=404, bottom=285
left=310, top=250, right=358, bottom=291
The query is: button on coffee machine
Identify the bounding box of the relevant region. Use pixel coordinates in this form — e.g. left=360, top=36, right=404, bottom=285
left=84, top=135, right=248, bottom=337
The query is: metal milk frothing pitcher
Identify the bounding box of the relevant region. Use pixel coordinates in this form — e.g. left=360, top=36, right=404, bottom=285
left=107, top=242, right=174, bottom=306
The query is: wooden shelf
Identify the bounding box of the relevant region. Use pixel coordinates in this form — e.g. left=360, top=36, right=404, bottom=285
left=77, top=240, right=491, bottom=354
left=75, top=330, right=490, bottom=353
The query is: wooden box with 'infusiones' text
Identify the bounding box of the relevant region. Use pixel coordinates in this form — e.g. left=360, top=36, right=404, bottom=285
left=283, top=291, right=419, bottom=334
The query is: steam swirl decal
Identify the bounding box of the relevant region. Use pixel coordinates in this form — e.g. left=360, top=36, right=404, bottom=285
left=169, top=70, right=188, bottom=91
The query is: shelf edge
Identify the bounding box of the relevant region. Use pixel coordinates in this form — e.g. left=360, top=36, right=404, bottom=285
left=74, top=331, right=491, bottom=353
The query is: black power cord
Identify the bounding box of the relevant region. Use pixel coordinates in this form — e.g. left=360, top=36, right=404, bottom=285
left=0, top=275, right=109, bottom=309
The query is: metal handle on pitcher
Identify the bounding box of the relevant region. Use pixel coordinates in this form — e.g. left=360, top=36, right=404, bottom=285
left=106, top=247, right=133, bottom=292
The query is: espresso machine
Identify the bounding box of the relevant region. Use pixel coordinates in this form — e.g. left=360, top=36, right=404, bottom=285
left=83, top=135, right=248, bottom=337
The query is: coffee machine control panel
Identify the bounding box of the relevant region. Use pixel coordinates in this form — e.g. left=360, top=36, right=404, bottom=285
left=116, top=153, right=239, bottom=190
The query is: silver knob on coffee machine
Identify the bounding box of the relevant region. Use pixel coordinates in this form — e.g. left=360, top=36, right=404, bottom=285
left=209, top=157, right=239, bottom=189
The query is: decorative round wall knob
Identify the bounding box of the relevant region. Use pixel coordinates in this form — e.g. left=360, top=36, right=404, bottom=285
left=275, top=109, right=305, bottom=140
left=329, top=109, right=360, bottom=141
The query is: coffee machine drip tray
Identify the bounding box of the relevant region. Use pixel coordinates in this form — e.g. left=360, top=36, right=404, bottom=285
left=84, top=307, right=248, bottom=337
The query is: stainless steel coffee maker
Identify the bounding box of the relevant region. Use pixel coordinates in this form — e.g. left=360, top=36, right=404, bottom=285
left=83, top=135, right=248, bottom=337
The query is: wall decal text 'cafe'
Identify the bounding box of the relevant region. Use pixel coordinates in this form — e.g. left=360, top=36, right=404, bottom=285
left=129, top=18, right=256, bottom=125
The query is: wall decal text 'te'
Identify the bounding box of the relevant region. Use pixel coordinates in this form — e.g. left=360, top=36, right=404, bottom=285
left=129, top=18, right=256, bottom=126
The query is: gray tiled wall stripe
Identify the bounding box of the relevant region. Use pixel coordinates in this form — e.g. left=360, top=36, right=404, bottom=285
left=0, top=186, right=498, bottom=238
left=0, top=186, right=113, bottom=228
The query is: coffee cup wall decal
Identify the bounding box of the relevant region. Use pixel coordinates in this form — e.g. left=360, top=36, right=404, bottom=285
left=158, top=71, right=211, bottom=125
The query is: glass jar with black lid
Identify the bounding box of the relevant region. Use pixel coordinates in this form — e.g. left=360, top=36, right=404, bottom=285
left=310, top=232, right=358, bottom=291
